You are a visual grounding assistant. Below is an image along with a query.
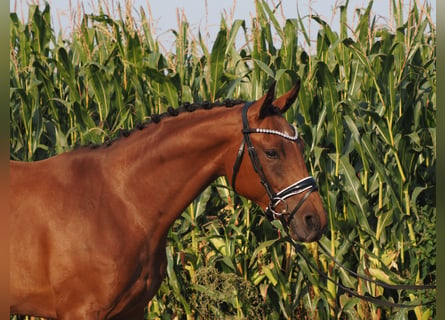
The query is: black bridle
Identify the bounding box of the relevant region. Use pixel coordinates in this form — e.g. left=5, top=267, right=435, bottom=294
left=231, top=101, right=435, bottom=308
left=231, top=101, right=318, bottom=224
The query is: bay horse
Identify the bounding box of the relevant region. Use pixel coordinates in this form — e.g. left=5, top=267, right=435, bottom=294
left=10, top=81, right=327, bottom=319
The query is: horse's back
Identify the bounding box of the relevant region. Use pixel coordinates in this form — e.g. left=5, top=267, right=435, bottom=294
left=10, top=159, right=61, bottom=316
left=10, top=155, right=109, bottom=316
left=9, top=154, right=163, bottom=318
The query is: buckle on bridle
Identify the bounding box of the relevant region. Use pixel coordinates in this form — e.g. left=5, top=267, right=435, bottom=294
left=266, top=197, right=288, bottom=220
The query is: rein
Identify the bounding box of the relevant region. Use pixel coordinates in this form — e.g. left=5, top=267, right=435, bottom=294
left=290, top=239, right=436, bottom=308
left=231, top=101, right=317, bottom=223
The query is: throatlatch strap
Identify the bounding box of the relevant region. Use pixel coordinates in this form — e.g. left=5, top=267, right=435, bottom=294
left=231, top=137, right=245, bottom=193
left=241, top=102, right=276, bottom=199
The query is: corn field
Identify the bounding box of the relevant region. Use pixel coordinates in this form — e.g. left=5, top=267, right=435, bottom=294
left=10, top=0, right=436, bottom=319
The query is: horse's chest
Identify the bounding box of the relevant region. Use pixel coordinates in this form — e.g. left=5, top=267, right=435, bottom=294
left=110, top=247, right=168, bottom=317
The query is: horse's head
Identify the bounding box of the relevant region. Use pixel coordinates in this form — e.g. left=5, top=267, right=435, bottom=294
left=230, top=80, right=327, bottom=242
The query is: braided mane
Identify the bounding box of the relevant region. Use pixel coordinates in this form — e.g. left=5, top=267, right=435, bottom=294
left=89, top=99, right=246, bottom=149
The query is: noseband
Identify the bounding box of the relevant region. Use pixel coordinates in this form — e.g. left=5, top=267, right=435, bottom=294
left=231, top=102, right=318, bottom=224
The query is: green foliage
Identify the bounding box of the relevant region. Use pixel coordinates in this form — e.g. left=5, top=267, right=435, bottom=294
left=10, top=1, right=435, bottom=319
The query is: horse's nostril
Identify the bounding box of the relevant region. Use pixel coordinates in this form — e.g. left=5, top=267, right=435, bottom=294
left=303, top=212, right=320, bottom=231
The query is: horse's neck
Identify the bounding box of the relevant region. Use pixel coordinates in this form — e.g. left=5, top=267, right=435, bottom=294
left=106, top=107, right=240, bottom=233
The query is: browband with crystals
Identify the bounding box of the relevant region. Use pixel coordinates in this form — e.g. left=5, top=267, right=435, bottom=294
left=242, top=125, right=299, bottom=141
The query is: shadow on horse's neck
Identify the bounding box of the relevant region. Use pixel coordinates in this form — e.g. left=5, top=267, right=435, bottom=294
left=100, top=104, right=242, bottom=233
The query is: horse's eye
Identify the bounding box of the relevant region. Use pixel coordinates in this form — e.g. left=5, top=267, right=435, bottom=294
left=265, top=149, right=279, bottom=159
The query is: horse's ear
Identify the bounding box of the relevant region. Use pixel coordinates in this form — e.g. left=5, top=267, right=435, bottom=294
left=258, top=81, right=277, bottom=119
left=272, top=78, right=301, bottom=114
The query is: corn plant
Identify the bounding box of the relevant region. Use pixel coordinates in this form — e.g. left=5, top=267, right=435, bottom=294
left=10, top=0, right=435, bottom=319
